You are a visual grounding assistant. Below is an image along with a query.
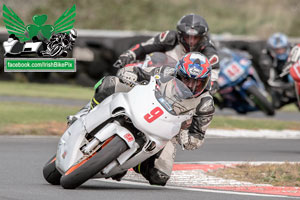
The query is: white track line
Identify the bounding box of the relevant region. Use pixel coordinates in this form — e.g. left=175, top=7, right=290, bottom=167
left=206, top=129, right=300, bottom=139
left=95, top=179, right=297, bottom=199
left=2, top=128, right=300, bottom=139
left=176, top=161, right=300, bottom=164
left=95, top=161, right=300, bottom=199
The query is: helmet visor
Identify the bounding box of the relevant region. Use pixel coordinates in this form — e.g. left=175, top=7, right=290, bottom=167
left=180, top=76, right=209, bottom=96
left=177, top=23, right=207, bottom=35
left=273, top=47, right=289, bottom=60
left=274, top=47, right=287, bottom=55
left=183, top=35, right=205, bottom=51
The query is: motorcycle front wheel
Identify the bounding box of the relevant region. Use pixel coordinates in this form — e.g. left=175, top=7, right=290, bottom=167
left=60, top=136, right=128, bottom=189
left=43, top=155, right=62, bottom=185
left=246, top=85, right=275, bottom=116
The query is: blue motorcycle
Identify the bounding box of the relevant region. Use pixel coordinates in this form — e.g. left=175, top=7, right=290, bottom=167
left=215, top=48, right=275, bottom=116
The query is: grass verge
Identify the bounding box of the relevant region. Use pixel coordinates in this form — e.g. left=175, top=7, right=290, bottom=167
left=2, top=0, right=300, bottom=36
left=211, top=116, right=300, bottom=130
left=2, top=121, right=67, bottom=136
left=1, top=81, right=299, bottom=113
left=208, top=163, right=300, bottom=187
left=0, top=102, right=299, bottom=135
left=279, top=104, right=300, bottom=112
left=0, top=102, right=78, bottom=135
left=0, top=81, right=94, bottom=100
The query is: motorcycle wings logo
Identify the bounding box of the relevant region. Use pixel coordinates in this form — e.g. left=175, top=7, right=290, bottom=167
left=2, top=4, right=77, bottom=58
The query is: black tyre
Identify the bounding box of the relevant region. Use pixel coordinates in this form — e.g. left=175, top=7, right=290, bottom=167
left=60, top=136, right=128, bottom=189
left=246, top=85, right=275, bottom=116
left=43, top=155, right=62, bottom=185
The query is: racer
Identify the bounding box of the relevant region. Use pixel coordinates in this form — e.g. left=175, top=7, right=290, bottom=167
left=258, top=32, right=296, bottom=108
left=281, top=44, right=300, bottom=110
left=68, top=52, right=214, bottom=186
left=113, top=13, right=220, bottom=94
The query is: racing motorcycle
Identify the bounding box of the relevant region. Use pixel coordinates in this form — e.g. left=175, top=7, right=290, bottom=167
left=215, top=48, right=274, bottom=115
left=43, top=55, right=193, bottom=189
left=280, top=44, right=300, bottom=110
left=290, top=62, right=300, bottom=109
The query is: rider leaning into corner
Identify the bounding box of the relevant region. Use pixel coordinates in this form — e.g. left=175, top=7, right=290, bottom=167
left=258, top=32, right=297, bottom=108
left=114, top=13, right=220, bottom=91
left=68, top=14, right=219, bottom=186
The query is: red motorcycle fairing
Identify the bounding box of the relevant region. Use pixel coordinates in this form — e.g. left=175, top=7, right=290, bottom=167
left=290, top=62, right=300, bottom=107
left=290, top=62, right=300, bottom=82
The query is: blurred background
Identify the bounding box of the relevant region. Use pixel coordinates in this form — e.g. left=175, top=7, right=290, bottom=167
left=1, top=0, right=300, bottom=84
left=2, top=0, right=300, bottom=35
left=1, top=2, right=300, bottom=195
left=0, top=0, right=299, bottom=135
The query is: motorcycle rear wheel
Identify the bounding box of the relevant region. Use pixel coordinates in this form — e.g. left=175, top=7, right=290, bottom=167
left=60, top=136, right=128, bottom=189
left=247, top=85, right=275, bottom=116
left=43, top=155, right=62, bottom=185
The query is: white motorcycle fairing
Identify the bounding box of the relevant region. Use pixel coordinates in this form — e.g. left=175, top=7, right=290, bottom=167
left=56, top=77, right=191, bottom=178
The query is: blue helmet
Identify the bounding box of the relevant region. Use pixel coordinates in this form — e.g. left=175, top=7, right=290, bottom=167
left=175, top=52, right=211, bottom=96
left=267, top=33, right=290, bottom=61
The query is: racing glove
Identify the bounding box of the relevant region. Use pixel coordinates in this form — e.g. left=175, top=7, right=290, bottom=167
left=177, top=129, right=204, bottom=150
left=113, top=50, right=136, bottom=68
left=117, top=66, right=151, bottom=86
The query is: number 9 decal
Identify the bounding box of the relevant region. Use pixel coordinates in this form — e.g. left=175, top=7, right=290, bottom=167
left=144, top=107, right=164, bottom=123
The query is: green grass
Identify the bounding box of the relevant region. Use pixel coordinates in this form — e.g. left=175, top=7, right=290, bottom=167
left=0, top=102, right=78, bottom=127
left=279, top=104, right=299, bottom=112
left=2, top=0, right=300, bottom=36
left=209, top=163, right=300, bottom=187
left=0, top=81, right=94, bottom=100
left=2, top=80, right=298, bottom=112
left=0, top=101, right=79, bottom=135
left=0, top=101, right=299, bottom=136
left=211, top=116, right=300, bottom=130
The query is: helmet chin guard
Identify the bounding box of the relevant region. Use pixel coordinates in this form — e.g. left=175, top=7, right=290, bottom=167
left=175, top=52, right=211, bottom=96
left=177, top=14, right=209, bottom=52
left=267, top=32, right=290, bottom=61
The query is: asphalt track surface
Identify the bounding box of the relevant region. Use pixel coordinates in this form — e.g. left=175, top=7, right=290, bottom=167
left=0, top=136, right=299, bottom=200
left=0, top=95, right=299, bottom=199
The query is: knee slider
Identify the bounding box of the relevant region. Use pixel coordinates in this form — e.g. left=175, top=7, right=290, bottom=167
left=94, top=76, right=116, bottom=93
left=148, top=168, right=170, bottom=186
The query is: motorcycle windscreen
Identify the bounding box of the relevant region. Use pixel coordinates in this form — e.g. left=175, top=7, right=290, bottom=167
left=142, top=52, right=177, bottom=69
left=156, top=77, right=193, bottom=115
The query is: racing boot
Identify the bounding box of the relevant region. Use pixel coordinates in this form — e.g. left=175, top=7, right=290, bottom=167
left=133, top=139, right=177, bottom=186
left=110, top=170, right=128, bottom=181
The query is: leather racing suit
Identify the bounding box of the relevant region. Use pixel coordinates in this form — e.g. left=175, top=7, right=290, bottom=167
left=118, top=30, right=220, bottom=83
left=258, top=46, right=297, bottom=108
left=87, top=64, right=215, bottom=186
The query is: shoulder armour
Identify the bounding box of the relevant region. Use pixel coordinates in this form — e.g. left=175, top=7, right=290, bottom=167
left=195, top=96, right=215, bottom=116
left=155, top=30, right=177, bottom=46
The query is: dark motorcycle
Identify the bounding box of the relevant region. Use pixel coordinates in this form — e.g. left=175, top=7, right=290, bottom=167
left=215, top=48, right=275, bottom=116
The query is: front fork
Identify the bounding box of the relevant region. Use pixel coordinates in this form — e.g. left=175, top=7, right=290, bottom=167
left=81, top=121, right=139, bottom=175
